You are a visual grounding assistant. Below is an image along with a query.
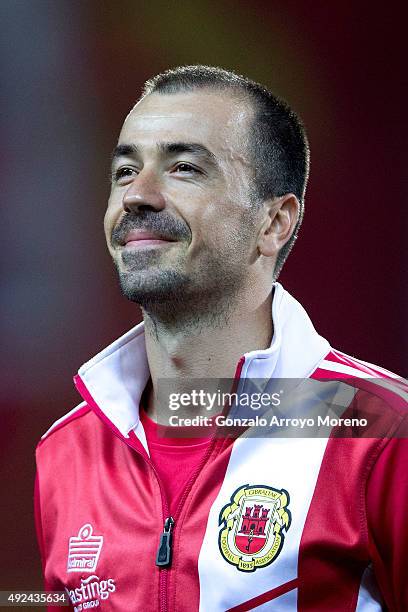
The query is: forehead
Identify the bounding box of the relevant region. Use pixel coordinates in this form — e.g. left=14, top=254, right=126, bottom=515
left=118, top=90, right=253, bottom=154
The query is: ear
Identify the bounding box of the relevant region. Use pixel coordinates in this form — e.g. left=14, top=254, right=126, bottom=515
left=257, top=194, right=300, bottom=258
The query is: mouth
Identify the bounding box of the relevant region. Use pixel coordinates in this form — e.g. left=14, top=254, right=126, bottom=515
left=121, top=230, right=177, bottom=249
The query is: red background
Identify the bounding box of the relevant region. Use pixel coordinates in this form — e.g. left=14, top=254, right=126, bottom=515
left=1, top=1, right=406, bottom=591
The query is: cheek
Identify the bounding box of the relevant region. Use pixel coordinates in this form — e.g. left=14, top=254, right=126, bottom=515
left=103, top=208, right=112, bottom=245
left=188, top=201, right=246, bottom=256
left=104, top=197, right=120, bottom=250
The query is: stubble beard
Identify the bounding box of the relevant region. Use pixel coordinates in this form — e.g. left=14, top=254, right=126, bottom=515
left=114, top=242, right=249, bottom=334
left=112, top=204, right=259, bottom=334
left=115, top=247, right=190, bottom=310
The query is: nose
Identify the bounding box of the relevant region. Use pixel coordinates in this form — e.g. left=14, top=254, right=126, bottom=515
left=122, top=169, right=166, bottom=213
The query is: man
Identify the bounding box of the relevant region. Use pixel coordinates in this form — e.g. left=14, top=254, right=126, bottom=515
left=35, top=66, right=407, bottom=611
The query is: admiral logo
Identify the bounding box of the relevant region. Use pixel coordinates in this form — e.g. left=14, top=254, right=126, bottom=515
left=67, top=524, right=104, bottom=573
left=218, top=484, right=291, bottom=571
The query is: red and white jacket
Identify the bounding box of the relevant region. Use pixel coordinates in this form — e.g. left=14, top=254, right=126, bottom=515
left=35, top=283, right=408, bottom=611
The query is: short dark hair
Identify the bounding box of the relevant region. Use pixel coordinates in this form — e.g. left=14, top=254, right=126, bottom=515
left=141, top=65, right=310, bottom=278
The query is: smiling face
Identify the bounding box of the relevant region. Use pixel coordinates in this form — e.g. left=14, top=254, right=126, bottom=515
left=104, top=89, right=262, bottom=316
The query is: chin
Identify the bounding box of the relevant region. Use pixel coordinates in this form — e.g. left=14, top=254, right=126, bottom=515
left=117, top=268, right=191, bottom=307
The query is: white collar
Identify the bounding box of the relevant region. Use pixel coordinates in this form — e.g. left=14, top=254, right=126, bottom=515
left=76, top=283, right=330, bottom=437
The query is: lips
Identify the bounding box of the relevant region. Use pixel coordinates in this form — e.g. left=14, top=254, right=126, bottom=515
left=122, top=229, right=176, bottom=247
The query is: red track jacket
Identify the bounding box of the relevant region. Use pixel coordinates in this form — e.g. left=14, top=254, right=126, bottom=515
left=35, top=283, right=408, bottom=611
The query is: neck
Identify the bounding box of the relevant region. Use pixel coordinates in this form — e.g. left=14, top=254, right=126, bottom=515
left=142, top=287, right=274, bottom=420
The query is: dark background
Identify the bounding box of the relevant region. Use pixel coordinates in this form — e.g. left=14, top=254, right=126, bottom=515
left=1, top=0, right=407, bottom=591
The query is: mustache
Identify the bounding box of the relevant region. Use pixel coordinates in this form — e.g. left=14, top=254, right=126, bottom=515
left=111, top=211, right=191, bottom=246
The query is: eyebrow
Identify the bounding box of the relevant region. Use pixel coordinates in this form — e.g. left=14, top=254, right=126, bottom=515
left=111, top=143, right=138, bottom=160
left=111, top=141, right=218, bottom=168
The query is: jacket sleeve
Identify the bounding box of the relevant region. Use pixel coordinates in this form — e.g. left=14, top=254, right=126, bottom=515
left=35, top=448, right=72, bottom=610
left=366, top=418, right=408, bottom=611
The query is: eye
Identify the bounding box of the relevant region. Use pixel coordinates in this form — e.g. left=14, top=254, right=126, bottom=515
left=111, top=166, right=137, bottom=183
left=173, top=162, right=201, bottom=174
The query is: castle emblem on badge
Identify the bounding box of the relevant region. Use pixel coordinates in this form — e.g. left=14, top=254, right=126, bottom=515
left=67, top=523, right=104, bottom=573
left=218, top=484, right=291, bottom=571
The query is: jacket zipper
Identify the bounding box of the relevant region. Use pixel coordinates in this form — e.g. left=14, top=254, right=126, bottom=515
left=152, top=428, right=221, bottom=612
left=155, top=355, right=246, bottom=610
left=141, top=455, right=172, bottom=612
left=156, top=516, right=175, bottom=567
left=152, top=430, right=221, bottom=612
left=134, top=448, right=172, bottom=612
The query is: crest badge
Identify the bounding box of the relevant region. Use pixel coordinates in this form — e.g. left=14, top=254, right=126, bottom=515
left=218, top=484, right=291, bottom=571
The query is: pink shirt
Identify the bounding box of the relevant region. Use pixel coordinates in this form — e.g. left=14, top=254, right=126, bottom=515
left=139, top=406, right=213, bottom=515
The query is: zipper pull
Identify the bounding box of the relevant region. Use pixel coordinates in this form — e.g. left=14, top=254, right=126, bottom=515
left=156, top=516, right=175, bottom=567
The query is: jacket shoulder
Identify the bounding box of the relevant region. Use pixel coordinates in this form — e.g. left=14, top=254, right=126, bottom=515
left=313, top=348, right=408, bottom=419
left=37, top=401, right=92, bottom=447
left=316, top=348, right=406, bottom=382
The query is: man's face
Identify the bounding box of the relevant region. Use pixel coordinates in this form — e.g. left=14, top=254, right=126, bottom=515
left=105, top=89, right=260, bottom=312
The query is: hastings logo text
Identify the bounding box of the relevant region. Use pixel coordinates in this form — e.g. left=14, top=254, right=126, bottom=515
left=67, top=574, right=116, bottom=610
